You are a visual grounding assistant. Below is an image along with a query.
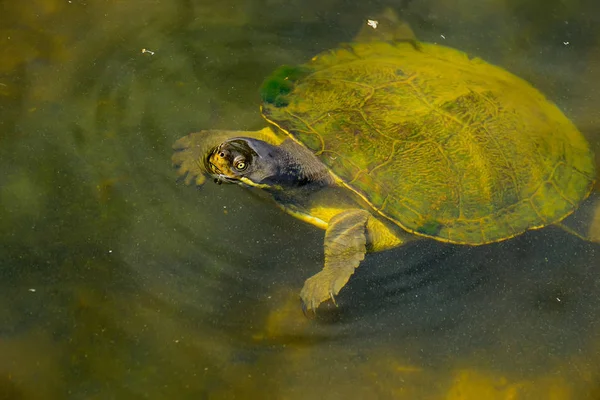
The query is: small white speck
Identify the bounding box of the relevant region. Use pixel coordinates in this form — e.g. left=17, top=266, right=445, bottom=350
left=440, top=34, right=446, bottom=39
left=563, top=41, right=570, bottom=46
left=108, top=249, right=112, bottom=253
left=556, top=297, right=561, bottom=302
left=174, top=339, right=179, bottom=343
left=367, top=19, right=378, bottom=29
left=28, top=288, right=36, bottom=292
left=141, top=48, right=155, bottom=55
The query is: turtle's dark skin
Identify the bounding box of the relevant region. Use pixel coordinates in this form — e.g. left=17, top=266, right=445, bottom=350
left=173, top=10, right=600, bottom=315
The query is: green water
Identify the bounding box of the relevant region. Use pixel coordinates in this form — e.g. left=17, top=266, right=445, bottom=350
left=1, top=0, right=600, bottom=398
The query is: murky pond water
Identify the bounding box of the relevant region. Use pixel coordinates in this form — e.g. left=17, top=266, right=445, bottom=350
left=1, top=0, right=600, bottom=398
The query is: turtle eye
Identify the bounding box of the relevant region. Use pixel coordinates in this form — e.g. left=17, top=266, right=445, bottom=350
left=233, top=157, right=247, bottom=171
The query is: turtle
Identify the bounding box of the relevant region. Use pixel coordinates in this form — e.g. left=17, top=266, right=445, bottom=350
left=172, top=10, right=599, bottom=315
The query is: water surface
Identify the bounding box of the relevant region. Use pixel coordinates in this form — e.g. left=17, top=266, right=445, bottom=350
left=1, top=0, right=600, bottom=398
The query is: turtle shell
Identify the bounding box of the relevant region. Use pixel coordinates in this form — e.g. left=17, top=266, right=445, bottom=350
left=260, top=41, right=596, bottom=245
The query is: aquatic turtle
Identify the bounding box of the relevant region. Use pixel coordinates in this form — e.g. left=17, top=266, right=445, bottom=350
left=172, top=11, right=599, bottom=315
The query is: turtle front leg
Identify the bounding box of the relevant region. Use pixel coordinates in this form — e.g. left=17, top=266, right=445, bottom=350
left=300, top=209, right=369, bottom=315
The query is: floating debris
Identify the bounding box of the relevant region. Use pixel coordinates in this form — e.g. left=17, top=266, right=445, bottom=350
left=367, top=19, right=378, bottom=29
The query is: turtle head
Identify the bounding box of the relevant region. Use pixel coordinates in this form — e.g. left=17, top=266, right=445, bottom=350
left=205, top=137, right=281, bottom=189
left=204, top=136, right=333, bottom=191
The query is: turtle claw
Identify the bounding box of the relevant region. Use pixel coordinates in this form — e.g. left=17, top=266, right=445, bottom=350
left=329, top=292, right=338, bottom=307
left=299, top=271, right=341, bottom=316
left=300, top=300, right=316, bottom=319
left=300, top=290, right=338, bottom=318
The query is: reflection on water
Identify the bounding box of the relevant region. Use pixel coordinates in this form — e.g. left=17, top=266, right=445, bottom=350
left=1, top=0, right=600, bottom=398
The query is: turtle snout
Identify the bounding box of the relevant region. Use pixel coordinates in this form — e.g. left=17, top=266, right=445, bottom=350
left=207, top=146, right=238, bottom=180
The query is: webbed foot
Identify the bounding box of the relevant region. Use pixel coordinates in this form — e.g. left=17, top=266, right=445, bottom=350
left=300, top=270, right=343, bottom=316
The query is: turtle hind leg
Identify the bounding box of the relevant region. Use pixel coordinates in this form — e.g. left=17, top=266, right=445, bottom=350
left=353, top=7, right=418, bottom=45
left=300, top=209, right=370, bottom=316
left=557, top=192, right=600, bottom=242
